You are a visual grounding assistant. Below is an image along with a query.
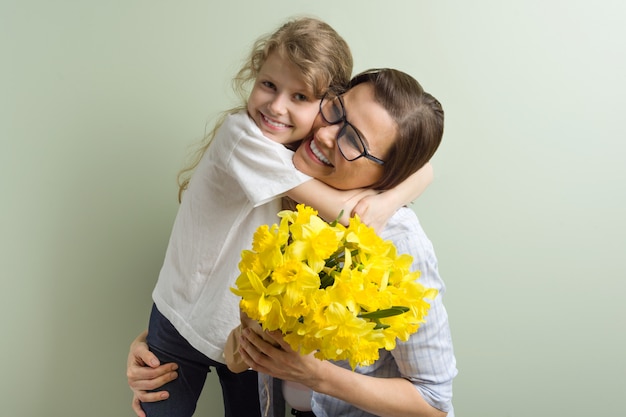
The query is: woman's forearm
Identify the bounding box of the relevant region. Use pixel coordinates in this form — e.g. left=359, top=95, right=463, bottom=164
left=310, top=360, right=446, bottom=417
left=239, top=328, right=446, bottom=417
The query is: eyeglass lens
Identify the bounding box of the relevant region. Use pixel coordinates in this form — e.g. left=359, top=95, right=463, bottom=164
left=321, top=96, right=363, bottom=160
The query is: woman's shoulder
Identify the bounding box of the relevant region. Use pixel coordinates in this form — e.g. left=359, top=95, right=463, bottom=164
left=382, top=207, right=434, bottom=255
left=383, top=207, right=421, bottom=235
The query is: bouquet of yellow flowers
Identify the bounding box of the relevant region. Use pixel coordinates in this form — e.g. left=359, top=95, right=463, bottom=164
left=231, top=204, right=437, bottom=369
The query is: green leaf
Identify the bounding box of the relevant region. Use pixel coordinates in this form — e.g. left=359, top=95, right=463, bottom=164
left=330, top=210, right=345, bottom=227
left=372, top=320, right=390, bottom=330
left=319, top=272, right=335, bottom=289
left=358, top=306, right=410, bottom=319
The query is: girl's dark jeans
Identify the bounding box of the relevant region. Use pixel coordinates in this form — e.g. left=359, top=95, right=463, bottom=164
left=143, top=304, right=261, bottom=417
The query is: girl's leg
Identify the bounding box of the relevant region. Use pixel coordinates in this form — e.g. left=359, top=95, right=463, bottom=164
left=143, top=305, right=210, bottom=417
left=143, top=304, right=261, bottom=417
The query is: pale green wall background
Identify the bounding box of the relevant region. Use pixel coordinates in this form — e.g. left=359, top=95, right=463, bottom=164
left=2, top=1, right=624, bottom=416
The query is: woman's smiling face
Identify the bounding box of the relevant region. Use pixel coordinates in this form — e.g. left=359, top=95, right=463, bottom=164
left=293, top=82, right=397, bottom=190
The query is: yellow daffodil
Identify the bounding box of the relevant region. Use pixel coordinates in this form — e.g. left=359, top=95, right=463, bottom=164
left=231, top=204, right=437, bottom=369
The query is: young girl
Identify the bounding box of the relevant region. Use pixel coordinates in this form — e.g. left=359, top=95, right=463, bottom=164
left=130, top=18, right=433, bottom=417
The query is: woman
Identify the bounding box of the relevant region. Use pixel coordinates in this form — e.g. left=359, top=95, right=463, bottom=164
left=128, top=69, right=457, bottom=417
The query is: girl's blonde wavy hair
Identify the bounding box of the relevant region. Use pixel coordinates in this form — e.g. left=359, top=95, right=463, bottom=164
left=177, top=17, right=353, bottom=201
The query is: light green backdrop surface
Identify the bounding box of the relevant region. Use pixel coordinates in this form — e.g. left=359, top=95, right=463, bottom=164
left=2, top=1, right=625, bottom=416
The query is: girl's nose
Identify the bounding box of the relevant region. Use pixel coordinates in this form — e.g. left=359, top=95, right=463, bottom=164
left=268, top=94, right=288, bottom=115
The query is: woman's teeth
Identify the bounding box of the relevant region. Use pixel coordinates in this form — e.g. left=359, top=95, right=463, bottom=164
left=310, top=140, right=331, bottom=165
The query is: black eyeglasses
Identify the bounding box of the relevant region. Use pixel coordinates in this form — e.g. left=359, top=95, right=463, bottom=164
left=319, top=92, right=385, bottom=165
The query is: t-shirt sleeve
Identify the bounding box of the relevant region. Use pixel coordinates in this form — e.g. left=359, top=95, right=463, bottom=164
left=219, top=112, right=311, bottom=207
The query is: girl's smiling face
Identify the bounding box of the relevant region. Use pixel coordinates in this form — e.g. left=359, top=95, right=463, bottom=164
left=247, top=52, right=320, bottom=145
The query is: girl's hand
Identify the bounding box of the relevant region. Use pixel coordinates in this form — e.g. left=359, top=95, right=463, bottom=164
left=351, top=192, right=397, bottom=232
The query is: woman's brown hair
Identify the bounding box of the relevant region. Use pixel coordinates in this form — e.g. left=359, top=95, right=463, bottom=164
left=349, top=69, right=444, bottom=191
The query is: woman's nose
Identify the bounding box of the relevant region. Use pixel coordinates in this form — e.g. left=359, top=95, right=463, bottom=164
left=315, top=123, right=339, bottom=147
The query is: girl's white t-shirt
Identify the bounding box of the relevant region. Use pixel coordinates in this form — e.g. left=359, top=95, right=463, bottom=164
left=152, top=110, right=311, bottom=363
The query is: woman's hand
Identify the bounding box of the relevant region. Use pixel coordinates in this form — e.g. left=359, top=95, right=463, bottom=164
left=238, top=328, right=321, bottom=389
left=126, top=330, right=179, bottom=417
